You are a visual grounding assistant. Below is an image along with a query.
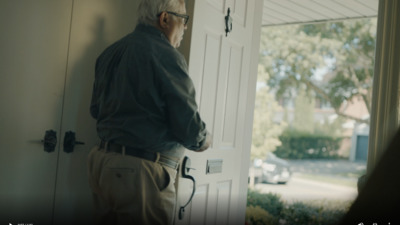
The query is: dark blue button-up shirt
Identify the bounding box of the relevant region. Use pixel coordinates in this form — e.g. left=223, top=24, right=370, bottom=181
left=90, top=23, right=207, bottom=159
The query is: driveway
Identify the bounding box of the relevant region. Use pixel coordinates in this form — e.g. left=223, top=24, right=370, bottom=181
left=254, top=176, right=358, bottom=202
left=253, top=159, right=367, bottom=202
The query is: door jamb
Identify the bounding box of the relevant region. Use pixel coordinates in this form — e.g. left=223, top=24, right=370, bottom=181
left=367, top=0, right=400, bottom=173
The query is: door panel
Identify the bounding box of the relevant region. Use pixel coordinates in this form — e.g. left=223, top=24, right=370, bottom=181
left=198, top=31, right=222, bottom=137
left=53, top=1, right=139, bottom=224
left=0, top=1, right=73, bottom=224
left=220, top=42, right=244, bottom=147
left=215, top=181, right=232, bottom=225
left=176, top=0, right=263, bottom=224
left=189, top=185, right=209, bottom=225
left=207, top=0, right=225, bottom=12
left=227, top=0, right=248, bottom=26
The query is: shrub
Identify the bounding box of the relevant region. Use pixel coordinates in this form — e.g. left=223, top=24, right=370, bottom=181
left=279, top=200, right=350, bottom=225
left=247, top=190, right=284, bottom=217
left=246, top=190, right=351, bottom=225
left=245, top=205, right=277, bottom=225
left=280, top=201, right=322, bottom=225
left=274, top=129, right=342, bottom=159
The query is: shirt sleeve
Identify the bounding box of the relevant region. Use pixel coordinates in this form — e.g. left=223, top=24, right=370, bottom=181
left=160, top=51, right=208, bottom=151
left=89, top=58, right=101, bottom=119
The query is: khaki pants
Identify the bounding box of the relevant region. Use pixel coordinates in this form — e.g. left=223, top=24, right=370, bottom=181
left=87, top=146, right=178, bottom=225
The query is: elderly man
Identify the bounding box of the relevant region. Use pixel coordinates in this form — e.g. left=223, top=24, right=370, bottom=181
left=87, top=0, right=211, bottom=224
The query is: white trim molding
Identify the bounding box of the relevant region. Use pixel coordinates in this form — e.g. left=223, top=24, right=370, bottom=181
left=238, top=0, right=264, bottom=221
left=368, top=0, right=400, bottom=173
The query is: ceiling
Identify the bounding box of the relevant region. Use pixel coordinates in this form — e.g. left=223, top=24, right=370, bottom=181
left=262, top=0, right=379, bottom=26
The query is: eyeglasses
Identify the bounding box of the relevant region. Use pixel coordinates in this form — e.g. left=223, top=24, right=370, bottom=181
left=159, top=11, right=190, bottom=25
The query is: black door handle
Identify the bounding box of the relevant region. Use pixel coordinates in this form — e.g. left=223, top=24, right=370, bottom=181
left=42, top=130, right=57, bottom=153
left=63, top=131, right=84, bottom=153
left=225, top=7, right=232, bottom=37
left=179, top=156, right=196, bottom=220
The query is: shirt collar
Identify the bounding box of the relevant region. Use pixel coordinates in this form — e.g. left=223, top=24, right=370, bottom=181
left=135, top=23, right=170, bottom=44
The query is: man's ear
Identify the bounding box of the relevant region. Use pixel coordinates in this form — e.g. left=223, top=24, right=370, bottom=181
left=158, top=11, right=169, bottom=29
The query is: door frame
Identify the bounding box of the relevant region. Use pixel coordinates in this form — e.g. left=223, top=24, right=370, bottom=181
left=367, top=0, right=400, bottom=173
left=236, top=0, right=264, bottom=218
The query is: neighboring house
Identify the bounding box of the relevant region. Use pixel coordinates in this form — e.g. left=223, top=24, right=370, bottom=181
left=273, top=92, right=370, bottom=160
left=340, top=96, right=371, bottom=161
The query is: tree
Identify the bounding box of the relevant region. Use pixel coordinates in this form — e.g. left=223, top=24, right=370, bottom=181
left=292, top=84, right=315, bottom=133
left=259, top=18, right=376, bottom=124
left=251, top=65, right=287, bottom=160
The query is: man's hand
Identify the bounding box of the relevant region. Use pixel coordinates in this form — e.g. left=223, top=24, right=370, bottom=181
left=196, top=132, right=212, bottom=152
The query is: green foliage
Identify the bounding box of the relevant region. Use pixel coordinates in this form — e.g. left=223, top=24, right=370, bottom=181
left=314, top=115, right=346, bottom=138
left=280, top=202, right=320, bottom=224
left=246, top=190, right=351, bottom=225
left=274, top=129, right=342, bottom=159
left=280, top=201, right=349, bottom=225
left=292, top=85, right=315, bottom=133
left=247, top=190, right=284, bottom=218
left=259, top=18, right=376, bottom=124
left=251, top=65, right=287, bottom=160
left=245, top=206, right=277, bottom=225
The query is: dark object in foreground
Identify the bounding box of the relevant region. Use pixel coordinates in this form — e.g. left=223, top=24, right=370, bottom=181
left=338, top=128, right=400, bottom=224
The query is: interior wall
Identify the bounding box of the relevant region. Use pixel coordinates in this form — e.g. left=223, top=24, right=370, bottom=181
left=177, top=0, right=195, bottom=64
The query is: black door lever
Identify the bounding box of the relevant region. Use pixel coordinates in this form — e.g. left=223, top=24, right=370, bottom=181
left=179, top=156, right=196, bottom=220
left=42, top=130, right=57, bottom=153
left=63, top=131, right=84, bottom=153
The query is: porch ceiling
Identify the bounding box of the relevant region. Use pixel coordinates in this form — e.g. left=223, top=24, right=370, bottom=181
left=262, top=0, right=379, bottom=26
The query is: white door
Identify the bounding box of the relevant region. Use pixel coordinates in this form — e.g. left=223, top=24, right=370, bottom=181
left=0, top=1, right=73, bottom=224
left=52, top=1, right=140, bottom=224
left=176, top=1, right=263, bottom=225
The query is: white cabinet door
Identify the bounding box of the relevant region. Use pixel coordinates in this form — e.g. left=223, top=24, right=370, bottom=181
left=0, top=1, right=73, bottom=224
left=175, top=1, right=263, bottom=225
left=52, top=1, right=140, bottom=224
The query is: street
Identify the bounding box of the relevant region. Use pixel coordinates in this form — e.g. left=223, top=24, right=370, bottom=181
left=254, top=175, right=358, bottom=202
left=251, top=159, right=366, bottom=203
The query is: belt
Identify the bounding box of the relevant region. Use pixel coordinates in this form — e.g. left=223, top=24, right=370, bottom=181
left=99, top=141, right=179, bottom=170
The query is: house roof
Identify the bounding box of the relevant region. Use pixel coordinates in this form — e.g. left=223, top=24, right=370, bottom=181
left=262, top=0, right=379, bottom=26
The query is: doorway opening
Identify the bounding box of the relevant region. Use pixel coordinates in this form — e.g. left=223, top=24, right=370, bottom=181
left=247, top=17, right=377, bottom=224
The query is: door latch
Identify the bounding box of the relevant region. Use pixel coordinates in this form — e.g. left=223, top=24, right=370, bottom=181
left=63, top=131, right=84, bottom=153
left=179, top=156, right=196, bottom=220
left=42, top=130, right=57, bottom=153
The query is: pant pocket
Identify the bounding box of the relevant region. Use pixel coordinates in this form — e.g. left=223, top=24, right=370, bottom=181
left=155, top=165, right=171, bottom=192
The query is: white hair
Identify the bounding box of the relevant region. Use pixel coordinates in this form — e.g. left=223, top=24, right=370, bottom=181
left=137, top=0, right=184, bottom=25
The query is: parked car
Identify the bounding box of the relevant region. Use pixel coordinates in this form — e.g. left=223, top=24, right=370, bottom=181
left=251, top=152, right=292, bottom=184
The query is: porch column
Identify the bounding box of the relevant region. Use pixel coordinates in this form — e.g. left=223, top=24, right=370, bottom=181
left=368, top=0, right=400, bottom=172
